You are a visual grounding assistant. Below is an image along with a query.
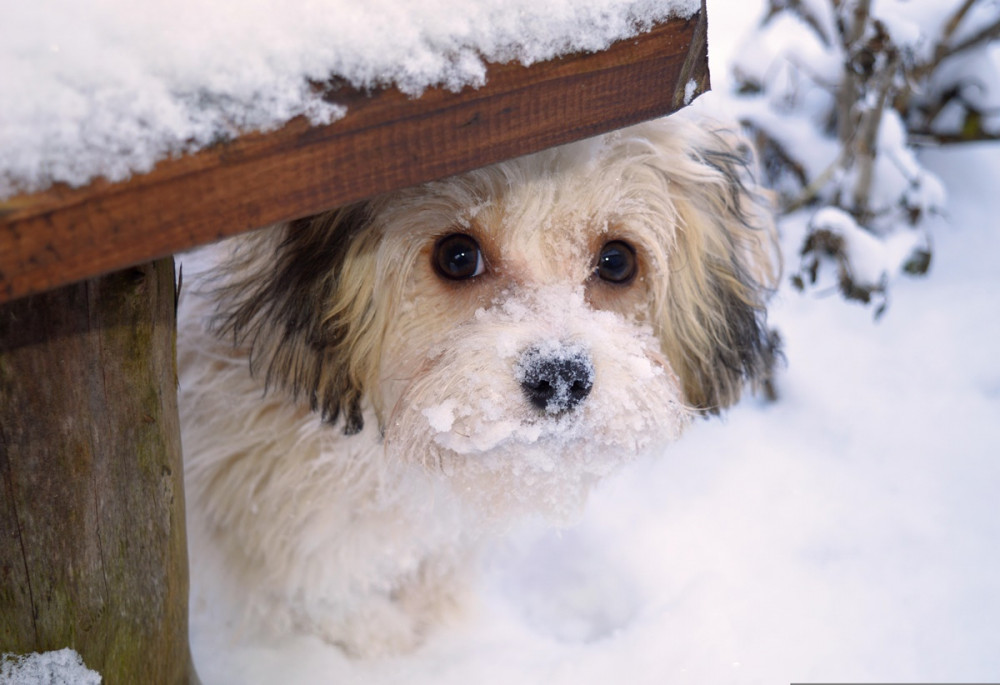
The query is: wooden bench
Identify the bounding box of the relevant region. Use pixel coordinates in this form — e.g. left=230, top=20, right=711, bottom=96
left=0, top=8, right=708, bottom=682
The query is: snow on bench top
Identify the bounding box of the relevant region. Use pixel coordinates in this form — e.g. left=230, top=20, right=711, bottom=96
left=0, top=0, right=699, bottom=200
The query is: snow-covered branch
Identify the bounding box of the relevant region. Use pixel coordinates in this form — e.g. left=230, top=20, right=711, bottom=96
left=730, top=0, right=998, bottom=313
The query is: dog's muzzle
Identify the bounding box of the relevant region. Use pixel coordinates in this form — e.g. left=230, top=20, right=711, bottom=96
left=516, top=344, right=594, bottom=415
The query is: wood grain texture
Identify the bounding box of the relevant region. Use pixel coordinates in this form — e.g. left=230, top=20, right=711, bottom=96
left=0, top=11, right=708, bottom=304
left=0, top=259, right=196, bottom=683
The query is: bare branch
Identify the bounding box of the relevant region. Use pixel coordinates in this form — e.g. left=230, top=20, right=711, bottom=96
left=766, top=0, right=836, bottom=46
left=911, top=129, right=1000, bottom=143
left=910, top=103, right=1000, bottom=143
left=851, top=50, right=901, bottom=217
left=940, top=16, right=1000, bottom=62
left=784, top=148, right=850, bottom=213
left=941, top=0, right=979, bottom=45
left=910, top=2, right=994, bottom=81
left=841, top=0, right=873, bottom=50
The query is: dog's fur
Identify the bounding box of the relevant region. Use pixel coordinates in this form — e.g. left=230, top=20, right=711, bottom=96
left=178, top=109, right=779, bottom=656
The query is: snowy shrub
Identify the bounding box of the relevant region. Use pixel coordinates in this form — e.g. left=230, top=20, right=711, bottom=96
left=730, top=0, right=999, bottom=313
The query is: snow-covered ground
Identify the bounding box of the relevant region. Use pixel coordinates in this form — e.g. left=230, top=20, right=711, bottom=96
left=189, top=2, right=1000, bottom=683
left=191, top=144, right=1000, bottom=685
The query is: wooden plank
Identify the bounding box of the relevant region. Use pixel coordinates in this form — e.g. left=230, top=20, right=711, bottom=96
left=0, top=11, right=708, bottom=303
left=0, top=260, right=196, bottom=682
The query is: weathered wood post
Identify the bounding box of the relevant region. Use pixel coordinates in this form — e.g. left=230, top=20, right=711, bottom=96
left=0, top=259, right=196, bottom=683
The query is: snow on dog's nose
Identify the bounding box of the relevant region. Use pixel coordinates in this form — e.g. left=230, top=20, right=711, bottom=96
left=516, top=343, right=594, bottom=415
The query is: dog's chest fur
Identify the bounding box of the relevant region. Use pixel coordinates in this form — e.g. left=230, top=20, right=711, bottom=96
left=180, top=285, right=477, bottom=654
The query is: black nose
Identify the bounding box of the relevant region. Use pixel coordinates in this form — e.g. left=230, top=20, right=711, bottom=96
left=516, top=346, right=594, bottom=415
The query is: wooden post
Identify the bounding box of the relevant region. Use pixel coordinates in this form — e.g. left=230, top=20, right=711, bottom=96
left=0, top=259, right=196, bottom=683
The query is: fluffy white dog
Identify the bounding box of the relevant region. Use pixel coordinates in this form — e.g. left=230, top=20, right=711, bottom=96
left=178, top=108, right=779, bottom=656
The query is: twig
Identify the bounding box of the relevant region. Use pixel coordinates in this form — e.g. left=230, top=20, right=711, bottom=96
left=851, top=49, right=901, bottom=217
left=784, top=147, right=851, bottom=213
left=911, top=2, right=993, bottom=82
left=941, top=0, right=979, bottom=45
left=769, top=0, right=836, bottom=46
left=940, top=16, right=1000, bottom=62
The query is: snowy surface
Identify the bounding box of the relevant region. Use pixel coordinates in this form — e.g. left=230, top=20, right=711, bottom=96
left=0, top=649, right=101, bottom=685
left=190, top=131, right=1000, bottom=685
left=189, top=2, right=1000, bottom=683
left=0, top=0, right=697, bottom=200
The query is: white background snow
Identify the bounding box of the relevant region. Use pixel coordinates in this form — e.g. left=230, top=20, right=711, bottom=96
left=4, top=0, right=999, bottom=682
left=187, top=2, right=1000, bottom=684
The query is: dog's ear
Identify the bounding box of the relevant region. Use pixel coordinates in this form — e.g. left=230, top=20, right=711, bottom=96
left=211, top=202, right=383, bottom=434
left=643, top=118, right=781, bottom=413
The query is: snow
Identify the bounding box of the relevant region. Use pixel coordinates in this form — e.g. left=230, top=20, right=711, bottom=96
left=0, top=649, right=101, bottom=685
left=931, top=43, right=1000, bottom=135
left=683, top=79, right=699, bottom=105
left=422, top=399, right=460, bottom=434
left=0, top=0, right=698, bottom=200
left=2, top=0, right=996, bottom=681
left=191, top=140, right=1000, bottom=683
left=809, top=206, right=894, bottom=288
left=185, top=2, right=1000, bottom=683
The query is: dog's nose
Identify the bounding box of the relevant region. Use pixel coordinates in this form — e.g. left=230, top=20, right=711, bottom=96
left=516, top=345, right=594, bottom=415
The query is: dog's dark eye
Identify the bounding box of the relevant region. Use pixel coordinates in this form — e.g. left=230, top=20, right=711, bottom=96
left=433, top=233, right=485, bottom=281
left=596, top=240, right=637, bottom=283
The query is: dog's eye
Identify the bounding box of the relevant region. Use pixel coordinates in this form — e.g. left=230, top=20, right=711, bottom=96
left=433, top=233, right=485, bottom=281
left=596, top=240, right=637, bottom=283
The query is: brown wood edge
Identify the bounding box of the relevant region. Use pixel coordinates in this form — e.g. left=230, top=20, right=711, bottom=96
left=0, top=10, right=708, bottom=304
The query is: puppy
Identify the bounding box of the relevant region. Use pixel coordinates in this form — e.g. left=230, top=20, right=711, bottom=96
left=178, top=108, right=779, bottom=656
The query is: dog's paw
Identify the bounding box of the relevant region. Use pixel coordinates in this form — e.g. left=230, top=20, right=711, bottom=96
left=301, top=573, right=466, bottom=658
left=318, top=599, right=425, bottom=658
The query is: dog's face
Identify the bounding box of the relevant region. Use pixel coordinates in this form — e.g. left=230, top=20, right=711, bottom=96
left=213, top=112, right=779, bottom=519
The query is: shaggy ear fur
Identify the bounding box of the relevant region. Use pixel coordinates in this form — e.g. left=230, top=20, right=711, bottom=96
left=211, top=202, right=384, bottom=434
left=642, top=121, right=781, bottom=413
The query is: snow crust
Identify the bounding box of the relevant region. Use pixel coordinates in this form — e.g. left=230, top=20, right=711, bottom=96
left=0, top=0, right=698, bottom=200
left=0, top=650, right=101, bottom=685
